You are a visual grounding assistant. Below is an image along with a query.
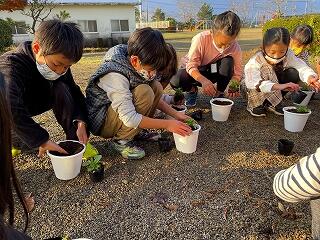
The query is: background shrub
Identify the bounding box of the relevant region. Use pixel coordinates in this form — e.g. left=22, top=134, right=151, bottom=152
left=0, top=19, right=13, bottom=53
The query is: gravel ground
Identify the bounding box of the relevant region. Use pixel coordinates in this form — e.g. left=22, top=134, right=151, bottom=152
left=12, top=55, right=319, bottom=240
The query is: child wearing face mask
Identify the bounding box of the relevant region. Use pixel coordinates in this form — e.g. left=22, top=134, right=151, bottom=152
left=290, top=24, right=313, bottom=66
left=170, top=11, right=243, bottom=107
left=244, top=27, right=319, bottom=117
left=0, top=19, right=88, bottom=157
left=86, top=28, right=192, bottom=160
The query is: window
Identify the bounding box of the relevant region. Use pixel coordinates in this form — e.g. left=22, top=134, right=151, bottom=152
left=77, top=20, right=97, bottom=32
left=111, top=20, right=129, bottom=32
left=11, top=21, right=27, bottom=34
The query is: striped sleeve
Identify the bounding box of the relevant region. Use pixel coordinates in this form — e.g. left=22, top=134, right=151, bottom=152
left=273, top=148, right=320, bottom=203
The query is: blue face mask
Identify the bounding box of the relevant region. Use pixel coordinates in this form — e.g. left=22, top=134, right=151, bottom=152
left=36, top=60, right=66, bottom=81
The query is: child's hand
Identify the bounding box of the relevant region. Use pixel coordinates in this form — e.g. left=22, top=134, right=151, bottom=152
left=202, top=79, right=217, bottom=96
left=308, top=75, right=320, bottom=92
left=165, top=120, right=192, bottom=137
left=175, top=112, right=191, bottom=122
left=275, top=82, right=300, bottom=91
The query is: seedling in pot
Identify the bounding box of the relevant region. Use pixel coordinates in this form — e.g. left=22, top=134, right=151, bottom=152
left=287, top=105, right=310, bottom=114
left=185, top=118, right=198, bottom=131
left=83, top=155, right=104, bottom=182
left=172, top=105, right=186, bottom=111
left=228, top=80, right=240, bottom=93
left=173, top=88, right=185, bottom=105
left=300, top=82, right=312, bottom=91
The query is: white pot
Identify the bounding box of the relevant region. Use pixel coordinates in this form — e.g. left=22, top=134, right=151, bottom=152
left=166, top=105, right=187, bottom=120
left=283, top=106, right=311, bottom=132
left=47, top=140, right=86, bottom=180
left=210, top=98, right=234, bottom=122
left=173, top=124, right=201, bottom=154
left=295, top=90, right=314, bottom=106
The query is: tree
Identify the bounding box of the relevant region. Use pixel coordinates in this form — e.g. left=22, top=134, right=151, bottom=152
left=20, top=0, right=56, bottom=34
left=0, top=0, right=26, bottom=11
left=176, top=0, right=199, bottom=26
left=197, top=3, right=213, bottom=20
left=166, top=17, right=177, bottom=26
left=0, top=19, right=13, bottom=52
left=151, top=8, right=165, bottom=22
left=228, top=0, right=251, bottom=26
left=55, top=10, right=70, bottom=21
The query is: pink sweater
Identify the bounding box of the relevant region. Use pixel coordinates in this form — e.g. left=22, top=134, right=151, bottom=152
left=181, top=31, right=243, bottom=81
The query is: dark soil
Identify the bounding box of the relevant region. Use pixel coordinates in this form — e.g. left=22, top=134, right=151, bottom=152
left=49, top=141, right=84, bottom=156
left=172, top=105, right=186, bottom=111
left=173, top=94, right=184, bottom=103
left=212, top=100, right=232, bottom=106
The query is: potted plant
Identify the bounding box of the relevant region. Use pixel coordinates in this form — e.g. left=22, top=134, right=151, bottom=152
left=209, top=97, right=234, bottom=121
left=228, top=80, right=240, bottom=94
left=84, top=155, right=104, bottom=183
left=294, top=83, right=314, bottom=106
left=173, top=118, right=201, bottom=154
left=47, top=140, right=86, bottom=180
left=167, top=89, right=187, bottom=120
left=283, top=105, right=311, bottom=132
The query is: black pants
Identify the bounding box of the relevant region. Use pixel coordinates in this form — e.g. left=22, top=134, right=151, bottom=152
left=277, top=67, right=300, bottom=84
left=170, top=56, right=234, bottom=92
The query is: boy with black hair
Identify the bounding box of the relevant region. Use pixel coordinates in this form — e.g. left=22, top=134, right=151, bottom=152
left=86, top=27, right=192, bottom=160
left=0, top=19, right=88, bottom=157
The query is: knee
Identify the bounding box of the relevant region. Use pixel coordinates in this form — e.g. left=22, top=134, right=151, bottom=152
left=134, top=84, right=154, bottom=107
left=151, top=80, right=163, bottom=97
left=53, top=82, right=73, bottom=103
left=284, top=68, right=300, bottom=83
left=219, top=56, right=234, bottom=78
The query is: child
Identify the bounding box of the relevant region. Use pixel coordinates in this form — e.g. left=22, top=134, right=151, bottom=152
left=86, top=28, right=192, bottom=160
left=170, top=11, right=243, bottom=107
left=273, top=147, right=320, bottom=239
left=290, top=24, right=313, bottom=65
left=0, top=19, right=88, bottom=157
left=0, top=73, right=31, bottom=240
left=244, top=27, right=319, bottom=117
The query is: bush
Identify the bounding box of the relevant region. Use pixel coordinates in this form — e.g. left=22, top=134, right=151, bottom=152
left=0, top=19, right=13, bottom=52
left=262, top=14, right=320, bottom=57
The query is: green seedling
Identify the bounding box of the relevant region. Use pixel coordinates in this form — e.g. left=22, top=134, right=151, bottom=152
left=185, top=118, right=198, bottom=131
left=296, top=105, right=310, bottom=113
left=300, top=82, right=311, bottom=91
left=83, top=155, right=102, bottom=173
left=173, top=88, right=185, bottom=103
left=228, top=80, right=240, bottom=93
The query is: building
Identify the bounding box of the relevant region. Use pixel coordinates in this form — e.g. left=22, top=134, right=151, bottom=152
left=0, top=0, right=140, bottom=47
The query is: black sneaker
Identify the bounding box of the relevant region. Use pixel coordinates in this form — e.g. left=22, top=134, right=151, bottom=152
left=266, top=103, right=284, bottom=115
left=247, top=106, right=267, bottom=117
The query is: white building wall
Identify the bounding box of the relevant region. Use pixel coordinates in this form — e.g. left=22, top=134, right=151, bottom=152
left=0, top=4, right=136, bottom=44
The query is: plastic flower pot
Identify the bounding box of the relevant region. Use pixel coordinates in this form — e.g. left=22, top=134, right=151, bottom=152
left=166, top=105, right=187, bottom=120
left=89, top=165, right=104, bottom=183
left=278, top=139, right=294, bottom=156
left=210, top=98, right=234, bottom=122
left=173, top=124, right=201, bottom=154
left=294, top=90, right=314, bottom=106
left=283, top=106, right=311, bottom=132
left=47, top=140, right=86, bottom=180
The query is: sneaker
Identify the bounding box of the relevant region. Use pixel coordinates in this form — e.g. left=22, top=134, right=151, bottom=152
left=247, top=105, right=267, bottom=117
left=185, top=87, right=198, bottom=107
left=134, top=130, right=161, bottom=142
left=111, top=140, right=145, bottom=160
left=265, top=102, right=284, bottom=115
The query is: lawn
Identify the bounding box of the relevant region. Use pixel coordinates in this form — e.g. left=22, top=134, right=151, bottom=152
left=12, top=31, right=320, bottom=239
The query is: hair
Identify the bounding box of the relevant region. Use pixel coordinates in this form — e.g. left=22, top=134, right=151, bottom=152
left=263, top=27, right=290, bottom=49
left=212, top=11, right=241, bottom=37
left=127, top=27, right=170, bottom=71
left=0, top=73, right=29, bottom=239
left=291, top=24, right=313, bottom=45
left=159, top=43, right=177, bottom=88
left=34, top=19, right=84, bottom=63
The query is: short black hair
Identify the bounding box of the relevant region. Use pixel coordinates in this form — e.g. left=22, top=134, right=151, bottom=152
left=34, top=19, right=84, bottom=63
left=263, top=27, right=290, bottom=49
left=291, top=24, right=313, bottom=45
left=127, top=27, right=169, bottom=71
left=212, top=11, right=241, bottom=37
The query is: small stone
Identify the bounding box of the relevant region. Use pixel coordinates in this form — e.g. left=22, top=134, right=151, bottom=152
left=122, top=180, right=129, bottom=184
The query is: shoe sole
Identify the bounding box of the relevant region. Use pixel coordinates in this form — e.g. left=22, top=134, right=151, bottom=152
left=247, top=108, right=266, bottom=117
left=267, top=107, right=284, bottom=116
left=121, top=152, right=145, bottom=160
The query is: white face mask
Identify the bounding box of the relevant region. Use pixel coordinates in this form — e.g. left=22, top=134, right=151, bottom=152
left=264, top=54, right=286, bottom=64
left=36, top=61, right=66, bottom=81
left=138, top=68, right=157, bottom=81
left=213, top=39, right=225, bottom=53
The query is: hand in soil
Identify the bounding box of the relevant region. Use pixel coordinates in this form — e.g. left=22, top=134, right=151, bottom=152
left=174, top=111, right=190, bottom=122
left=76, top=120, right=88, bottom=144
left=38, top=140, right=68, bottom=158
left=165, top=120, right=192, bottom=136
